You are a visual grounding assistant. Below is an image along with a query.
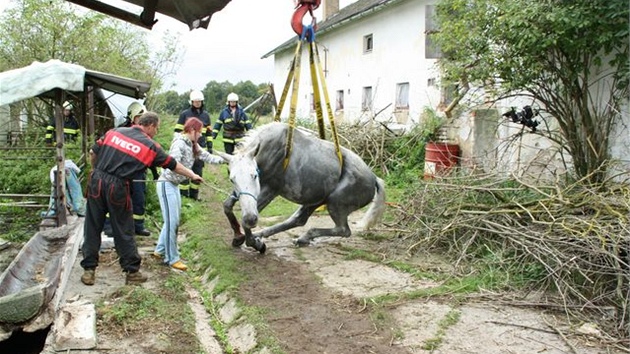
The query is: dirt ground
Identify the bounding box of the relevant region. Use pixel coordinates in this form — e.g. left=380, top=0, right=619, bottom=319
left=20, top=210, right=626, bottom=354
left=231, top=214, right=625, bottom=354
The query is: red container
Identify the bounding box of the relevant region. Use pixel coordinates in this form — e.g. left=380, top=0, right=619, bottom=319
left=424, top=142, right=459, bottom=179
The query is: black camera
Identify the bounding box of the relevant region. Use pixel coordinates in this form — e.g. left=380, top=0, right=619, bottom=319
left=502, top=105, right=540, bottom=132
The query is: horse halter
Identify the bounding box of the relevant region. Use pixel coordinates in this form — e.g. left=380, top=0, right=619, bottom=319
left=232, top=190, right=258, bottom=202
left=230, top=167, right=261, bottom=202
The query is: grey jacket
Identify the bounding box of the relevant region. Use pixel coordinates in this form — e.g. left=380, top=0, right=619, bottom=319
left=160, top=133, right=224, bottom=185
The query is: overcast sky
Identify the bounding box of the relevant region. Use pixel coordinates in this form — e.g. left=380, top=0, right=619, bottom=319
left=149, top=0, right=355, bottom=93
left=147, top=0, right=301, bottom=93
left=0, top=0, right=355, bottom=93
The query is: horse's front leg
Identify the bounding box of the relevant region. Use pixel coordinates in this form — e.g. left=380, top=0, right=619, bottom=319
left=223, top=192, right=245, bottom=247
left=244, top=227, right=266, bottom=254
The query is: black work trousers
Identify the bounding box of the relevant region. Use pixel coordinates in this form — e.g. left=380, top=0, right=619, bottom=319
left=180, top=159, right=204, bottom=199
left=81, top=170, right=141, bottom=273
left=131, top=170, right=147, bottom=231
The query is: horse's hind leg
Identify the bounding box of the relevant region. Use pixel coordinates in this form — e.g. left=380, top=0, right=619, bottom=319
left=253, top=205, right=318, bottom=240
left=296, top=206, right=351, bottom=246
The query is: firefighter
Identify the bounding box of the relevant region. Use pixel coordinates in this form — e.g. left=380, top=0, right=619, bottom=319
left=212, top=92, right=251, bottom=155
left=174, top=90, right=212, bottom=201
left=127, top=102, right=152, bottom=236
left=45, top=101, right=79, bottom=145
left=80, top=111, right=203, bottom=286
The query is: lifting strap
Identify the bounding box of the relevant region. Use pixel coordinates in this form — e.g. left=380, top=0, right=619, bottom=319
left=275, top=20, right=343, bottom=171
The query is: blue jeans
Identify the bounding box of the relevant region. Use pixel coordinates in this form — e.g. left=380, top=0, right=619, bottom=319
left=42, top=168, right=85, bottom=217
left=155, top=180, right=182, bottom=265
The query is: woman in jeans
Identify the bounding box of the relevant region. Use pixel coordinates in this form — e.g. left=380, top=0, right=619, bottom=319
left=155, top=117, right=224, bottom=270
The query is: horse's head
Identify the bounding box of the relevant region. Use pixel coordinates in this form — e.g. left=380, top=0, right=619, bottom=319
left=218, top=149, right=260, bottom=229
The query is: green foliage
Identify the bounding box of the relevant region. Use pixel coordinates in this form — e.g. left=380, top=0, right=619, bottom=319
left=383, top=108, right=443, bottom=187
left=0, top=0, right=151, bottom=78
left=152, top=81, right=274, bottom=117
left=433, top=0, right=629, bottom=183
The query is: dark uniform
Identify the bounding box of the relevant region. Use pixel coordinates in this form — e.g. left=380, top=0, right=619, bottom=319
left=81, top=126, right=176, bottom=274
left=174, top=106, right=212, bottom=200
left=212, top=104, right=251, bottom=155
left=102, top=119, right=155, bottom=236
left=45, top=113, right=80, bottom=144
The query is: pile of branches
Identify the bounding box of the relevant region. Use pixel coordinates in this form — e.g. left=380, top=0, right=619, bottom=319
left=392, top=171, right=629, bottom=340
left=330, top=121, right=425, bottom=174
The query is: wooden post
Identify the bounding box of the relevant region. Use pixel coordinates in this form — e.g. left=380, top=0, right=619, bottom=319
left=54, top=89, right=67, bottom=226
left=87, top=86, right=95, bottom=138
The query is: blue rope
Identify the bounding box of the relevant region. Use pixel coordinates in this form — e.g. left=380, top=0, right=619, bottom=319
left=236, top=191, right=258, bottom=202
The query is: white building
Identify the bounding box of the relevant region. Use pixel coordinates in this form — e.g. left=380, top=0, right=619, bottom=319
left=263, top=0, right=630, bottom=180
left=263, top=0, right=442, bottom=129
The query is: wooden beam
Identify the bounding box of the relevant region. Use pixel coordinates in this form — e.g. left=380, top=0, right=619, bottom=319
left=64, top=0, right=156, bottom=29
left=54, top=90, right=67, bottom=226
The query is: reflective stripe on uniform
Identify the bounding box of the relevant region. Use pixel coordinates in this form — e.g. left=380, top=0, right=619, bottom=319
left=64, top=128, right=79, bottom=134
left=190, top=184, right=199, bottom=190
left=175, top=123, right=184, bottom=131
left=179, top=184, right=190, bottom=191
left=133, top=214, right=144, bottom=220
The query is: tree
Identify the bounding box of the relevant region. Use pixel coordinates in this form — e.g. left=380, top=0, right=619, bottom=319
left=151, top=90, right=187, bottom=115
left=0, top=0, right=183, bottom=120
left=433, top=0, right=629, bottom=183
left=0, top=0, right=151, bottom=78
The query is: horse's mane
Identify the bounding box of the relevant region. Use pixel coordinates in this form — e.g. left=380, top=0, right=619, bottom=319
left=233, top=122, right=322, bottom=156
left=233, top=122, right=285, bottom=154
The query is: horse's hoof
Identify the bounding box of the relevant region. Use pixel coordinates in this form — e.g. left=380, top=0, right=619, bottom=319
left=232, top=235, right=245, bottom=247
left=294, top=238, right=310, bottom=247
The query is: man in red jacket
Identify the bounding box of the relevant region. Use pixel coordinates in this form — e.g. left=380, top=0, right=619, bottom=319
left=80, top=112, right=203, bottom=286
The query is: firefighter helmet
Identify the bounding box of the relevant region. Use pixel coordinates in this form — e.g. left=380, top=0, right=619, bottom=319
left=115, top=115, right=131, bottom=128
left=189, top=90, right=204, bottom=104
left=62, top=101, right=73, bottom=110
left=227, top=92, right=239, bottom=103
left=127, top=101, right=146, bottom=119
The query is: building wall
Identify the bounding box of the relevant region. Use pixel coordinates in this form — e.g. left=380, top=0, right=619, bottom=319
left=272, top=0, right=440, bottom=129
left=270, top=0, right=629, bottom=181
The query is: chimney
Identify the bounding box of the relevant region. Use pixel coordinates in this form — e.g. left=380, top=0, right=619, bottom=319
left=323, top=0, right=339, bottom=21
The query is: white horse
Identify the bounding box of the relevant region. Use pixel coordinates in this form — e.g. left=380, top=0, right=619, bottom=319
left=218, top=122, right=386, bottom=254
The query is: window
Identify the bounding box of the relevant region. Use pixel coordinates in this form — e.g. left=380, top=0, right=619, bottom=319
left=427, top=78, right=437, bottom=87
left=425, top=5, right=441, bottom=58
left=395, top=83, right=410, bottom=109
left=310, top=93, right=315, bottom=112
left=336, top=90, right=344, bottom=111
left=362, top=86, right=373, bottom=111
left=363, top=34, right=373, bottom=53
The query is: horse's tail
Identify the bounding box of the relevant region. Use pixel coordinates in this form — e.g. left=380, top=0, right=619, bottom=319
left=359, top=177, right=386, bottom=231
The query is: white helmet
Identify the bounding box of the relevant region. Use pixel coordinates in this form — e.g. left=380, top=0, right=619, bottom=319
left=227, top=92, right=239, bottom=103
left=63, top=101, right=73, bottom=110
left=189, top=90, right=204, bottom=104
left=115, top=115, right=129, bottom=128
left=127, top=101, right=146, bottom=119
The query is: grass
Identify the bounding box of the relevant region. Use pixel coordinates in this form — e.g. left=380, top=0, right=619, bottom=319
left=421, top=308, right=461, bottom=351
left=98, top=275, right=202, bottom=353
